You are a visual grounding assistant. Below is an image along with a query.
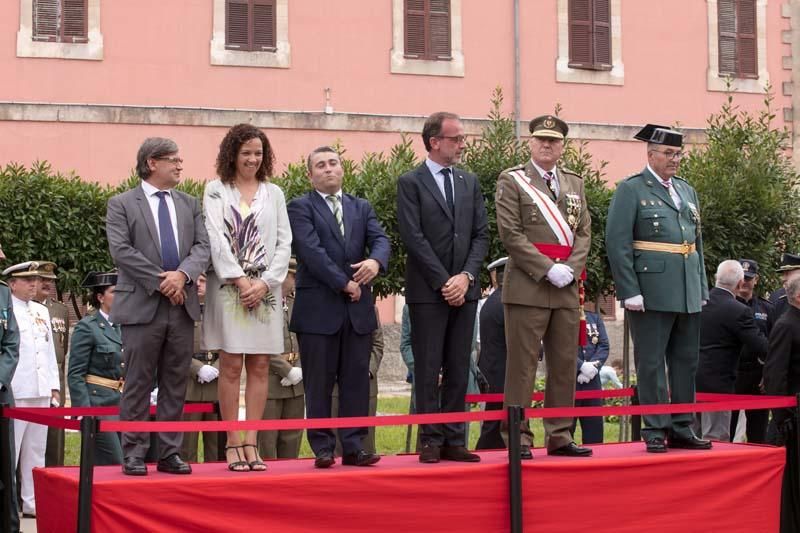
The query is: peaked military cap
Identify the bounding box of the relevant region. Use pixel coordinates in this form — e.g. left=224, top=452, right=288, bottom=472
left=777, top=252, right=800, bottom=272
left=487, top=257, right=508, bottom=272
left=2, top=260, right=57, bottom=279
left=529, top=115, right=568, bottom=140
left=634, top=124, right=683, bottom=147
left=81, top=271, right=118, bottom=288
left=739, top=259, right=759, bottom=279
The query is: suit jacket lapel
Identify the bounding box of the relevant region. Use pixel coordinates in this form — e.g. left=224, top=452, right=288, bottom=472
left=642, top=168, right=678, bottom=211
left=172, top=191, right=192, bottom=258
left=418, top=164, right=454, bottom=223
left=97, top=313, right=122, bottom=345
left=310, top=192, right=345, bottom=246
left=135, top=185, right=162, bottom=254
left=452, top=168, right=468, bottom=229
left=342, top=194, right=356, bottom=246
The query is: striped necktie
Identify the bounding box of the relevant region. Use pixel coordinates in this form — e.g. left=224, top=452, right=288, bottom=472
left=326, top=194, right=344, bottom=237
left=543, top=171, right=558, bottom=198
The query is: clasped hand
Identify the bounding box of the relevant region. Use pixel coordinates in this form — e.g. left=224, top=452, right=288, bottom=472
left=159, top=271, right=187, bottom=305
left=237, top=277, right=269, bottom=309
left=546, top=264, right=574, bottom=288
left=441, top=273, right=469, bottom=307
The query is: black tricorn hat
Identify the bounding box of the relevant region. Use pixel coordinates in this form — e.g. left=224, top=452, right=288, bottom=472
left=634, top=124, right=683, bottom=147
left=81, top=271, right=118, bottom=288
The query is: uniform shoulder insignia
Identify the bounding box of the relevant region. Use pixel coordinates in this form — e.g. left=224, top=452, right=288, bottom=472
left=0, top=280, right=6, bottom=287
left=29, top=300, right=47, bottom=311
left=502, top=163, right=526, bottom=174
left=758, top=296, right=774, bottom=307
left=623, top=172, right=643, bottom=182
left=559, top=166, right=582, bottom=179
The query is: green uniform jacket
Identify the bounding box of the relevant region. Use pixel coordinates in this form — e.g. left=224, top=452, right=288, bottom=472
left=605, top=168, right=709, bottom=313
left=0, top=282, right=20, bottom=391
left=67, top=312, right=123, bottom=407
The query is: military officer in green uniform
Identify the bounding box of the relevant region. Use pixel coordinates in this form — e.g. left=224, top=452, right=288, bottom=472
left=0, top=244, right=21, bottom=532
left=67, top=271, right=124, bottom=465
left=182, top=273, right=221, bottom=463
left=606, top=124, right=711, bottom=453
left=259, top=258, right=305, bottom=459
left=33, top=262, right=69, bottom=467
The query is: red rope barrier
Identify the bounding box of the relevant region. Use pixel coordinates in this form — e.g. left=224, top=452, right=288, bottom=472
left=7, top=403, right=215, bottom=418
left=4, top=408, right=81, bottom=430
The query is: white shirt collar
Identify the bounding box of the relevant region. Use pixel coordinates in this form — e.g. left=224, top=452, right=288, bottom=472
left=141, top=179, right=171, bottom=197
left=99, top=310, right=111, bottom=324
left=647, top=164, right=672, bottom=186
left=316, top=189, right=342, bottom=202
left=11, top=294, right=29, bottom=308
left=425, top=157, right=451, bottom=177
left=530, top=159, right=557, bottom=178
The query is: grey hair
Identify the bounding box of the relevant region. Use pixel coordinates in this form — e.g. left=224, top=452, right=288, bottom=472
left=136, top=137, right=178, bottom=180
left=715, top=259, right=744, bottom=289
left=786, top=276, right=800, bottom=302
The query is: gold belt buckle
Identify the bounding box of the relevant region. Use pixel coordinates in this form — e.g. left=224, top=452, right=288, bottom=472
left=681, top=241, right=690, bottom=257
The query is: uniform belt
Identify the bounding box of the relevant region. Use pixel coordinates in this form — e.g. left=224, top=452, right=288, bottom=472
left=85, top=374, right=124, bottom=392
left=193, top=352, right=219, bottom=363
left=632, top=240, right=696, bottom=257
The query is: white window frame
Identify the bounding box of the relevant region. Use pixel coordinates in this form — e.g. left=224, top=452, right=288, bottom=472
left=390, top=0, right=464, bottom=77
left=706, top=0, right=769, bottom=93
left=210, top=0, right=290, bottom=69
left=16, top=0, right=103, bottom=61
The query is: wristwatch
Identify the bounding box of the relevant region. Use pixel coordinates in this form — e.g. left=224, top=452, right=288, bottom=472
left=461, top=271, right=475, bottom=286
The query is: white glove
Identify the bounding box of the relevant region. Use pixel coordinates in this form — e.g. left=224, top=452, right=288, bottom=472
left=197, top=365, right=219, bottom=384
left=580, top=362, right=599, bottom=380
left=280, top=377, right=292, bottom=387
left=546, top=264, right=574, bottom=288
left=285, top=367, right=303, bottom=385
left=624, top=294, right=645, bottom=311
left=150, top=387, right=158, bottom=406
left=577, top=374, right=591, bottom=384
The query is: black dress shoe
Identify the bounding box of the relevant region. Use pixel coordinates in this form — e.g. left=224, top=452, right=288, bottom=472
left=156, top=453, right=192, bottom=474
left=548, top=442, right=593, bottom=457
left=122, top=456, right=147, bottom=476
left=314, top=452, right=335, bottom=469
left=441, top=445, right=481, bottom=462
left=342, top=450, right=381, bottom=466
left=419, top=443, right=441, bottom=464
left=668, top=434, right=712, bottom=450
left=520, top=445, right=534, bottom=460
left=646, top=437, right=667, bottom=453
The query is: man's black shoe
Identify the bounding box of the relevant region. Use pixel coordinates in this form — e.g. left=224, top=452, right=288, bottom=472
left=342, top=450, right=381, bottom=466
left=156, top=453, right=192, bottom=474
left=419, top=443, right=441, bottom=463
left=520, top=445, right=533, bottom=460
left=441, top=445, right=481, bottom=462
left=122, top=456, right=147, bottom=476
left=548, top=442, right=593, bottom=457
left=645, top=438, right=667, bottom=453
left=668, top=434, right=712, bottom=450
left=314, top=452, right=335, bottom=469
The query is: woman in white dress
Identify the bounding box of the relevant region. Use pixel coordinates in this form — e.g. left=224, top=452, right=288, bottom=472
left=203, top=124, right=292, bottom=471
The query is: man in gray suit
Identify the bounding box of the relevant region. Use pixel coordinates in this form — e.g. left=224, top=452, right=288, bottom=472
left=106, top=137, right=210, bottom=476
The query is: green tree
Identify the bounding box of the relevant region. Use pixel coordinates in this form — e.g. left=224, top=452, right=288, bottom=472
left=680, top=90, right=800, bottom=292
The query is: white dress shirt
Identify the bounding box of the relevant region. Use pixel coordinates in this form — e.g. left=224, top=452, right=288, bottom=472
left=425, top=158, right=456, bottom=207
left=647, top=164, right=682, bottom=210
left=530, top=159, right=560, bottom=197
left=10, top=296, right=59, bottom=399
left=141, top=179, right=180, bottom=244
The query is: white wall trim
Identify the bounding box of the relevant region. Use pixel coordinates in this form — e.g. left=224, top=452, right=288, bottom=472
left=390, top=0, right=465, bottom=77
left=556, top=0, right=624, bottom=86
left=706, top=0, right=770, bottom=93
left=210, top=0, right=290, bottom=69
left=16, top=0, right=104, bottom=61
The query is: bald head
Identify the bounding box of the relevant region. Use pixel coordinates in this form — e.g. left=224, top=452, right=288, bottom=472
left=715, top=260, right=744, bottom=291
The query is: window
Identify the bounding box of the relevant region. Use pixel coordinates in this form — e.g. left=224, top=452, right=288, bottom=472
left=568, top=0, right=611, bottom=70
left=404, top=0, right=451, bottom=61
left=718, top=0, right=757, bottom=78
left=225, top=0, right=276, bottom=52
left=17, top=0, right=102, bottom=60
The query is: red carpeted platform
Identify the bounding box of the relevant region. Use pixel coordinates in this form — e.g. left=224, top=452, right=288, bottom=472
left=34, top=442, right=784, bottom=533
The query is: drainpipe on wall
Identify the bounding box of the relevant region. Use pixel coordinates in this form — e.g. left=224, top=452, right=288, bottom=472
left=514, top=0, right=521, bottom=140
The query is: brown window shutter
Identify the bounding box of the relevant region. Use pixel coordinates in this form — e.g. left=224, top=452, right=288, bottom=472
left=33, top=0, right=59, bottom=42
left=736, top=0, right=758, bottom=78
left=226, top=0, right=251, bottom=50
left=568, top=0, right=593, bottom=67
left=592, top=0, right=611, bottom=68
left=429, top=0, right=451, bottom=60
left=252, top=0, right=276, bottom=51
left=405, top=0, right=427, bottom=58
left=718, top=0, right=738, bottom=75
left=61, top=0, right=88, bottom=43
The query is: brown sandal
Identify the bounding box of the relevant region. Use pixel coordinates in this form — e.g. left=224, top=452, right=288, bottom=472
left=243, top=444, right=267, bottom=472
left=225, top=446, right=250, bottom=472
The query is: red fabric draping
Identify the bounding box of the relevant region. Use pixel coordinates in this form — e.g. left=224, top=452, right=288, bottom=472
left=34, top=442, right=784, bottom=533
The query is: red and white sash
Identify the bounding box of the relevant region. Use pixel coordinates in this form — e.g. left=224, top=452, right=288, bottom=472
left=509, top=170, right=574, bottom=247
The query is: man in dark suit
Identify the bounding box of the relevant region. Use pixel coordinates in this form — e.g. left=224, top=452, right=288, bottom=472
left=288, top=146, right=390, bottom=469
left=695, top=260, right=768, bottom=441
left=397, top=111, right=489, bottom=464
left=476, top=257, right=507, bottom=450
left=106, top=137, right=210, bottom=476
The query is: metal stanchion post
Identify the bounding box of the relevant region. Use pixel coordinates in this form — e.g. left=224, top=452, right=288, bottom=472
left=620, top=311, right=631, bottom=442
left=507, top=405, right=523, bottom=533
left=77, top=416, right=98, bottom=533
left=631, top=386, right=641, bottom=442
left=0, top=404, right=12, bottom=533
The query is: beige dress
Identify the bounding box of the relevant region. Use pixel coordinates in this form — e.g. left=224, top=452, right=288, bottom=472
left=202, top=179, right=292, bottom=354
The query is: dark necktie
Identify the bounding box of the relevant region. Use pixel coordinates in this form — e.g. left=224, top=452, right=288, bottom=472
left=543, top=171, right=558, bottom=198
left=155, top=191, right=181, bottom=271
left=441, top=168, right=454, bottom=215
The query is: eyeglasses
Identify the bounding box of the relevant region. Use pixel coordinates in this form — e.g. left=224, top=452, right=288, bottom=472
left=436, top=135, right=467, bottom=144
left=156, top=156, right=184, bottom=165
left=651, top=149, right=684, bottom=161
